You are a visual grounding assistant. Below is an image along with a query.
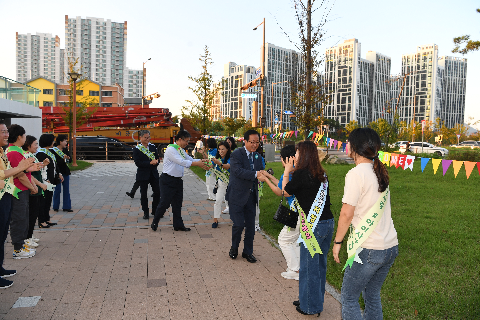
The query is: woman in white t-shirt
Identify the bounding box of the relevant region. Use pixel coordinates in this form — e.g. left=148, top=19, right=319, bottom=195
left=332, top=128, right=398, bottom=320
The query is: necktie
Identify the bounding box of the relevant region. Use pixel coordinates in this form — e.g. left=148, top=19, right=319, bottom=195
left=249, top=153, right=254, bottom=171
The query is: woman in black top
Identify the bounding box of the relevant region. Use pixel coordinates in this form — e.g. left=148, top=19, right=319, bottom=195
left=282, top=140, right=335, bottom=316
left=52, top=134, right=72, bottom=212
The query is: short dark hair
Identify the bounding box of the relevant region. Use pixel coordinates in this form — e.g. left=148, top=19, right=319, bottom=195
left=226, top=137, right=237, bottom=150
left=175, top=130, right=191, bottom=141
left=0, top=119, right=5, bottom=125
left=206, top=137, right=217, bottom=149
left=39, top=134, right=55, bottom=148
left=7, top=124, right=26, bottom=144
left=55, top=134, right=68, bottom=146
left=22, top=135, right=37, bottom=151
left=244, top=129, right=260, bottom=141
left=280, top=145, right=296, bottom=161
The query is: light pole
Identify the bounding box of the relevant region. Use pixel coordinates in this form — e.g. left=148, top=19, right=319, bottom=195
left=142, top=58, right=151, bottom=108
left=253, top=18, right=265, bottom=136
left=68, top=71, right=81, bottom=167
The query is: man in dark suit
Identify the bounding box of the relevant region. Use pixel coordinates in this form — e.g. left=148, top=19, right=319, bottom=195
left=226, top=129, right=265, bottom=263
left=133, top=130, right=160, bottom=219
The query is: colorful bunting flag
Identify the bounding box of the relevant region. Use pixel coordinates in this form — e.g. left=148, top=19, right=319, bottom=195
left=452, top=161, right=463, bottom=178
left=464, top=161, right=476, bottom=179
left=398, top=154, right=407, bottom=169
left=420, top=158, right=430, bottom=172
left=333, top=140, right=338, bottom=149
left=405, top=155, right=415, bottom=171
left=382, top=152, right=391, bottom=166
left=442, top=160, right=453, bottom=176
left=432, top=159, right=441, bottom=174
left=326, top=137, right=330, bottom=146
left=390, top=154, right=399, bottom=168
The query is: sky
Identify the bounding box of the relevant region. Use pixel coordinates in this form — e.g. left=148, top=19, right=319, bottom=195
left=1, top=0, right=479, bottom=127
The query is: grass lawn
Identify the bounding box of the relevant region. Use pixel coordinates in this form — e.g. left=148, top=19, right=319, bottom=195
left=190, top=160, right=480, bottom=319
left=68, top=160, right=93, bottom=171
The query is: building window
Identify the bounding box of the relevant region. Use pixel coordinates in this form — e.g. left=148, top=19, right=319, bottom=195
left=43, top=101, right=53, bottom=106
left=58, top=89, right=67, bottom=95
left=90, top=90, right=99, bottom=96
left=43, top=89, right=53, bottom=95
left=102, top=91, right=113, bottom=97
left=77, top=90, right=83, bottom=96
left=103, top=103, right=112, bottom=107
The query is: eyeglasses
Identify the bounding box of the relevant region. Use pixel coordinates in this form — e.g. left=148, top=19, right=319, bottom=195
left=0, top=130, right=8, bottom=134
left=247, top=141, right=260, bottom=145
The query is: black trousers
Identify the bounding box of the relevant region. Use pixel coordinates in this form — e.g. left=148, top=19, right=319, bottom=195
left=0, top=194, right=12, bottom=270
left=28, top=195, right=43, bottom=239
left=130, top=181, right=141, bottom=196
left=10, top=190, right=29, bottom=251
left=139, top=173, right=160, bottom=215
left=229, top=191, right=257, bottom=255
left=153, top=173, right=184, bottom=228
left=39, top=190, right=53, bottom=224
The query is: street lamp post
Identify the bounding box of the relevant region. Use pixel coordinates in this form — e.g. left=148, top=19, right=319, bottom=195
left=253, top=18, right=265, bottom=136
left=142, top=58, right=151, bottom=108
left=68, top=71, right=81, bottom=167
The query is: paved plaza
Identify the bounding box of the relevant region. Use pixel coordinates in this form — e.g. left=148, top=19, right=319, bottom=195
left=0, top=161, right=341, bottom=319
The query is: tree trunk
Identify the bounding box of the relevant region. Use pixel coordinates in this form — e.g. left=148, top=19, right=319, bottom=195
left=305, top=0, right=312, bottom=139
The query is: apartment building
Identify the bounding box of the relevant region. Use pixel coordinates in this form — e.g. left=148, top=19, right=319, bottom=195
left=16, top=32, right=64, bottom=84
left=365, top=51, right=392, bottom=123
left=124, top=68, right=143, bottom=98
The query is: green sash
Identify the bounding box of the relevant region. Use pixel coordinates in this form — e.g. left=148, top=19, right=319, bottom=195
left=213, top=159, right=230, bottom=184
left=52, top=147, right=66, bottom=158
left=168, top=144, right=186, bottom=159
left=0, top=156, right=20, bottom=200
left=343, top=186, right=390, bottom=270
left=38, top=148, right=56, bottom=163
left=5, top=145, right=25, bottom=156
left=136, top=144, right=156, bottom=160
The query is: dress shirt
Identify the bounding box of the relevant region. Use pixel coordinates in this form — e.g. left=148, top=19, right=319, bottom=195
left=162, top=143, right=201, bottom=178
left=244, top=146, right=257, bottom=178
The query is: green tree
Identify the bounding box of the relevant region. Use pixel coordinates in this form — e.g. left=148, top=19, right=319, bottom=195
left=452, top=8, right=480, bottom=54
left=181, top=46, right=221, bottom=134
left=223, top=117, right=246, bottom=136
left=285, top=0, right=334, bottom=139
left=211, top=121, right=224, bottom=135
left=345, top=120, right=361, bottom=136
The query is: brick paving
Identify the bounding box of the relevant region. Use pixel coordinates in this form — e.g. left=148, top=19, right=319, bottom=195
left=0, top=161, right=341, bottom=319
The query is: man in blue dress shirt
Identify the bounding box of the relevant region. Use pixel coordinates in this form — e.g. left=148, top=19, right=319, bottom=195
left=151, top=131, right=209, bottom=232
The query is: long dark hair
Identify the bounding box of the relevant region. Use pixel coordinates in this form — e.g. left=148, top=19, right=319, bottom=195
left=22, top=135, right=37, bottom=151
left=206, top=137, right=217, bottom=149
left=348, top=128, right=389, bottom=192
left=215, top=141, right=231, bottom=162
left=226, top=137, right=237, bottom=150
left=294, top=140, right=327, bottom=183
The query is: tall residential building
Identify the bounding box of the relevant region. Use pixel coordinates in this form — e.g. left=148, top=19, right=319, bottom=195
left=16, top=32, right=63, bottom=84
left=210, top=81, right=222, bottom=121
left=264, top=43, right=303, bottom=131
left=221, top=62, right=260, bottom=121
left=124, top=69, right=143, bottom=98
left=398, top=44, right=440, bottom=124
left=64, top=15, right=127, bottom=88
left=365, top=51, right=392, bottom=123
left=437, top=56, right=467, bottom=128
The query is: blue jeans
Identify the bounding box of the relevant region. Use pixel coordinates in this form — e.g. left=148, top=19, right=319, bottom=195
left=53, top=175, right=71, bottom=210
left=341, top=245, right=399, bottom=320
left=299, top=218, right=334, bottom=314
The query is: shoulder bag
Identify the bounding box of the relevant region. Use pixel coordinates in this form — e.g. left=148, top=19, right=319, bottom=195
left=273, top=192, right=298, bottom=228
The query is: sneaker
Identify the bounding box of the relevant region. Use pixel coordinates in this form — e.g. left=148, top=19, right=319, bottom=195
left=30, top=237, right=40, bottom=242
left=0, top=269, right=16, bottom=278
left=0, top=278, right=13, bottom=289
left=24, top=240, right=38, bottom=248
left=255, top=224, right=261, bottom=232
left=281, top=269, right=299, bottom=280
left=222, top=208, right=229, bottom=214
left=13, top=249, right=35, bottom=259
left=23, top=245, right=36, bottom=253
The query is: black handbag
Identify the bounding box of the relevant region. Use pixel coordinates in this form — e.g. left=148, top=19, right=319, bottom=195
left=213, top=179, right=218, bottom=194
left=273, top=192, right=298, bottom=228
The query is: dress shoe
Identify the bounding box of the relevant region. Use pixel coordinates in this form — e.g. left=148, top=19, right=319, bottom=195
left=151, top=223, right=158, bottom=231
left=293, top=300, right=300, bottom=306
left=229, top=247, right=238, bottom=259
left=38, top=224, right=50, bottom=229
left=174, top=227, right=191, bottom=231
left=143, top=214, right=149, bottom=220
left=126, top=192, right=134, bottom=198
left=53, top=209, right=59, bottom=212
left=46, top=222, right=57, bottom=226
left=212, top=222, right=218, bottom=228
left=296, top=305, right=320, bottom=317
left=242, top=252, right=257, bottom=263
left=63, top=209, right=73, bottom=212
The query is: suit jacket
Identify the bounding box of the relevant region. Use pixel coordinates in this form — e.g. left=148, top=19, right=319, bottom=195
left=226, top=147, right=265, bottom=205
left=53, top=148, right=71, bottom=176
left=133, top=144, right=160, bottom=181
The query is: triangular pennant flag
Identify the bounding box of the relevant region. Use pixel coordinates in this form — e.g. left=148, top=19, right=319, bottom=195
left=312, top=133, right=317, bottom=139
left=333, top=140, right=338, bottom=149
left=420, top=158, right=430, bottom=172
left=326, top=137, right=331, bottom=146
left=390, top=154, right=399, bottom=168
left=307, top=131, right=313, bottom=138
left=477, top=162, right=480, bottom=176
left=441, top=159, right=453, bottom=176
left=317, top=134, right=323, bottom=142
left=432, top=159, right=441, bottom=174
left=342, top=142, right=347, bottom=152
left=398, top=154, right=407, bottom=169
left=378, top=151, right=384, bottom=163
left=382, top=152, right=391, bottom=166
left=295, top=131, right=298, bottom=138
left=464, top=161, right=476, bottom=179
left=290, top=131, right=294, bottom=138
left=452, top=160, right=463, bottom=178
left=345, top=143, right=348, bottom=154
left=338, top=141, right=342, bottom=150
left=405, top=155, right=415, bottom=171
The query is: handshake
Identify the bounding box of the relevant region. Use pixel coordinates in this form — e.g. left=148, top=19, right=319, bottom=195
left=257, top=168, right=274, bottom=182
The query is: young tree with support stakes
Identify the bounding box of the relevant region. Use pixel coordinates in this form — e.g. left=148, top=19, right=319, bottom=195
left=280, top=0, right=334, bottom=139
left=182, top=46, right=222, bottom=134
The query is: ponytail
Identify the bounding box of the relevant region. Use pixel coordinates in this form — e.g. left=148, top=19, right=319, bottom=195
left=373, top=157, right=389, bottom=192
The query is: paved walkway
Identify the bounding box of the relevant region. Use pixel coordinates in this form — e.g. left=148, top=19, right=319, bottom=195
left=0, top=161, right=341, bottom=319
